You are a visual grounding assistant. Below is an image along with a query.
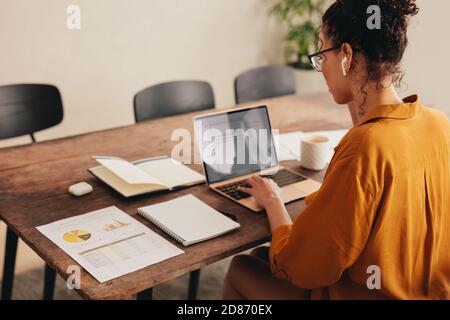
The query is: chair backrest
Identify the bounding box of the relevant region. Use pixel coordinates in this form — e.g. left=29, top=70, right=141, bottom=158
left=234, top=65, right=296, bottom=104
left=133, top=80, right=215, bottom=122
left=0, top=84, right=63, bottom=141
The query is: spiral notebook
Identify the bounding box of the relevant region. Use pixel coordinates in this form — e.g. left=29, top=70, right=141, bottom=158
left=137, top=194, right=240, bottom=246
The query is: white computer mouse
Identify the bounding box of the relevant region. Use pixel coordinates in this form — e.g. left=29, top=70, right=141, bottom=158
left=69, top=182, right=93, bottom=197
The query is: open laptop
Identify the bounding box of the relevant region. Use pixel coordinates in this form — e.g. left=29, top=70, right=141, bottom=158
left=194, top=105, right=322, bottom=212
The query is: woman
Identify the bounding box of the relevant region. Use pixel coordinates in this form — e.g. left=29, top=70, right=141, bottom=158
left=223, top=0, right=449, bottom=300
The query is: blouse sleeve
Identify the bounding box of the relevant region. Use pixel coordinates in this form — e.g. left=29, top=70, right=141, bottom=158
left=269, top=163, right=377, bottom=289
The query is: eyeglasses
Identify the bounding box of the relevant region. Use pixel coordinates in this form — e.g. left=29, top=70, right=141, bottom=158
left=308, top=45, right=341, bottom=72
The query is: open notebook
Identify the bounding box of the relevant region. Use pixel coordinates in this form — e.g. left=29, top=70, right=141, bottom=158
left=89, top=156, right=205, bottom=197
left=138, top=194, right=241, bottom=246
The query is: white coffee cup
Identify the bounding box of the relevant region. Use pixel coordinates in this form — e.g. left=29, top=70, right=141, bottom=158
left=300, top=135, right=330, bottom=171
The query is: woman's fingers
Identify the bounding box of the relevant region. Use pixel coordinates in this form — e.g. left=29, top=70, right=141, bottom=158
left=245, top=176, right=270, bottom=189
left=239, top=186, right=253, bottom=194
left=251, top=176, right=264, bottom=184
left=245, top=177, right=258, bottom=186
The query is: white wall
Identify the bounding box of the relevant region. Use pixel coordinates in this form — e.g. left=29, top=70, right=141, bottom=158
left=1, top=0, right=447, bottom=150
left=0, top=0, right=286, bottom=148
left=402, top=0, right=450, bottom=115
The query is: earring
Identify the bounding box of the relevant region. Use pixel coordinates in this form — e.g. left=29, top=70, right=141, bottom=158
left=341, top=57, right=348, bottom=76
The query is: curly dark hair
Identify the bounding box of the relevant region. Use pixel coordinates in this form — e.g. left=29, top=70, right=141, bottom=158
left=322, top=0, right=419, bottom=87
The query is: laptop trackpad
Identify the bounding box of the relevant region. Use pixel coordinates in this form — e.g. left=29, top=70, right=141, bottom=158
left=293, top=179, right=321, bottom=194
left=281, top=180, right=321, bottom=203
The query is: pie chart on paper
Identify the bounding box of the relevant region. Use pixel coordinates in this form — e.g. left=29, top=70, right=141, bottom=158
left=62, top=230, right=91, bottom=243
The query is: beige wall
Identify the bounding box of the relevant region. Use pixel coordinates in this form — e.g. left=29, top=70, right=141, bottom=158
left=402, top=0, right=450, bottom=114
left=1, top=0, right=448, bottom=276
left=1, top=0, right=447, bottom=150
left=0, top=0, right=286, bottom=148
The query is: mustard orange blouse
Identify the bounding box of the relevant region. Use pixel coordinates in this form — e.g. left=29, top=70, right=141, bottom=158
left=269, top=95, right=450, bottom=299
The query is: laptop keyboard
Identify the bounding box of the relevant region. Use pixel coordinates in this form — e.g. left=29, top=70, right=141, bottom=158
left=216, top=169, right=307, bottom=201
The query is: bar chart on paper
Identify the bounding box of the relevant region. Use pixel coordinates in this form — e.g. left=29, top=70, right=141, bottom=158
left=37, top=206, right=184, bottom=282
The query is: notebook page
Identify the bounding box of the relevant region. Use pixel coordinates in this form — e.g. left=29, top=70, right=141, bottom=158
left=136, top=158, right=204, bottom=189
left=89, top=165, right=168, bottom=197
left=273, top=131, right=303, bottom=161
left=139, top=194, right=240, bottom=245
left=93, top=156, right=163, bottom=185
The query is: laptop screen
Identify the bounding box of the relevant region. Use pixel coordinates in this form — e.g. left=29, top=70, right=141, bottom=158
left=194, top=106, right=278, bottom=184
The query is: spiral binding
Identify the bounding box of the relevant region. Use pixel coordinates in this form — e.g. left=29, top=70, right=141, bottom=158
left=138, top=209, right=186, bottom=245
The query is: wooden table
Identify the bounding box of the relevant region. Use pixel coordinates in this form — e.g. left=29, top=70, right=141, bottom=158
left=0, top=93, right=352, bottom=300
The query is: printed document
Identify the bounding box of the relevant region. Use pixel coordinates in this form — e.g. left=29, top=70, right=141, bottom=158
left=37, top=206, right=184, bottom=283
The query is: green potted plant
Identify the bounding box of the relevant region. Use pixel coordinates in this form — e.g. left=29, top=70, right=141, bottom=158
left=270, top=0, right=327, bottom=70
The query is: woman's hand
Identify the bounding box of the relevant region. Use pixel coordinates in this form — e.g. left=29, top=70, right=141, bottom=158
left=239, top=175, right=283, bottom=209
left=240, top=175, right=292, bottom=232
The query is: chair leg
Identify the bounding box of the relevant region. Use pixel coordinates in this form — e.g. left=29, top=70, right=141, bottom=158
left=188, top=269, right=201, bottom=300
left=43, top=264, right=56, bottom=300
left=136, top=287, right=153, bottom=300
left=1, top=227, right=18, bottom=300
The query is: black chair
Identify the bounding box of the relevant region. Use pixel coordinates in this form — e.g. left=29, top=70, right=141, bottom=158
left=133, top=80, right=214, bottom=300
left=234, top=65, right=296, bottom=104
left=134, top=80, right=215, bottom=122
left=0, top=84, right=63, bottom=300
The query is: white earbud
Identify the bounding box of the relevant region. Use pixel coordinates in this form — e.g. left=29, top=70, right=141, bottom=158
left=341, top=57, right=348, bottom=76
